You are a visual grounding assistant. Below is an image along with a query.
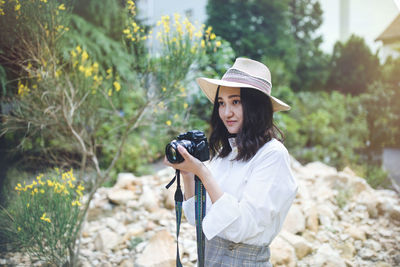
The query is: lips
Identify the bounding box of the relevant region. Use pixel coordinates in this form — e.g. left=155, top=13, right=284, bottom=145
left=226, top=120, right=236, bottom=126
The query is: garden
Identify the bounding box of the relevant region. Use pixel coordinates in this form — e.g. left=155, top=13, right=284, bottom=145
left=0, top=0, right=399, bottom=266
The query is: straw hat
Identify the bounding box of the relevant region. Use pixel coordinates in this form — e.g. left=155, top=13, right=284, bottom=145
left=196, top=58, right=290, bottom=112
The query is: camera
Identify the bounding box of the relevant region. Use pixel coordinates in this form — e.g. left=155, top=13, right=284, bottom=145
left=165, top=130, right=210, bottom=163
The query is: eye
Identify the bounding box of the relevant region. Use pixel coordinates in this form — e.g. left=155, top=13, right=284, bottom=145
left=233, top=99, right=241, bottom=105
left=218, top=101, right=225, bottom=107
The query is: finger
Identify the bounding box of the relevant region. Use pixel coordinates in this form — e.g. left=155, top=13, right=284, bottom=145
left=177, top=145, right=191, bottom=160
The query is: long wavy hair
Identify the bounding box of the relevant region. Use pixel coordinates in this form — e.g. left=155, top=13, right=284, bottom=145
left=209, top=87, right=284, bottom=161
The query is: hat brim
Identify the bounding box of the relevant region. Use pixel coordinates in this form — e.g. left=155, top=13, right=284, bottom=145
left=196, top=77, right=291, bottom=112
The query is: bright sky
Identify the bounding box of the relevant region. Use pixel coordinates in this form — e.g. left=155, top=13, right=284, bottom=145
left=317, top=0, right=400, bottom=54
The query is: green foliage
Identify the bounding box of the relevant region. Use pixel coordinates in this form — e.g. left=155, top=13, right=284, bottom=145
left=326, top=35, right=380, bottom=95
left=0, top=169, right=84, bottom=266
left=360, top=81, right=400, bottom=150
left=278, top=91, right=368, bottom=169
left=336, top=188, right=352, bottom=209
left=288, top=0, right=329, bottom=91
left=206, top=0, right=297, bottom=68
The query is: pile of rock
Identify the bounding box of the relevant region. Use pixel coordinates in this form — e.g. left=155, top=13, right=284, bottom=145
left=1, top=157, right=399, bottom=266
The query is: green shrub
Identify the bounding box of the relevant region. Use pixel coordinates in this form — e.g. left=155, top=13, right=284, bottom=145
left=278, top=91, right=368, bottom=169
left=0, top=169, right=85, bottom=266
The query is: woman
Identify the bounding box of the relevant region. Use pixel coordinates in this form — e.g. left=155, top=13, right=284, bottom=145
left=164, top=58, right=298, bottom=266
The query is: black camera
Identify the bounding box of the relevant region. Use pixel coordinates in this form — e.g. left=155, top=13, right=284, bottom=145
left=165, top=130, right=210, bottom=163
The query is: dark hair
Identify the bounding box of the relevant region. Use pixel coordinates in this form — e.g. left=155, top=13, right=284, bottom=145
left=209, top=87, right=284, bottom=161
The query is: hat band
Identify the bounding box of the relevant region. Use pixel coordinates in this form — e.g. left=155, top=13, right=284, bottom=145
left=221, top=69, right=272, bottom=95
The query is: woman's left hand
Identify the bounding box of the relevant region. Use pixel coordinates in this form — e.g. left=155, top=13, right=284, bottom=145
left=163, top=145, right=204, bottom=176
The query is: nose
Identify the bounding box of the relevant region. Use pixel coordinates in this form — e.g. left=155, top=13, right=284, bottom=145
left=224, top=104, right=233, bottom=117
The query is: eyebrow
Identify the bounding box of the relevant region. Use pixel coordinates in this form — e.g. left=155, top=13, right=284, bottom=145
left=218, top=94, right=241, bottom=100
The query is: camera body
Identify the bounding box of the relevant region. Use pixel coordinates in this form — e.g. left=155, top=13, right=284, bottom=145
left=165, top=130, right=210, bottom=163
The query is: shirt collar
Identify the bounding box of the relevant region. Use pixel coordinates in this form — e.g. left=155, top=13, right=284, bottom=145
left=228, top=137, right=238, bottom=156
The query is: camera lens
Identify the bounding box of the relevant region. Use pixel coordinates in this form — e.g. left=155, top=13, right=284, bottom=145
left=168, top=146, right=177, bottom=161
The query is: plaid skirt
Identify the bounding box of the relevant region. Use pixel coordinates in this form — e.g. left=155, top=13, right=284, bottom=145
left=204, top=236, right=272, bottom=267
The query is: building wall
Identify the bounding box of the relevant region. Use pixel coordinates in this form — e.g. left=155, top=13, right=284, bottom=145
left=317, top=0, right=399, bottom=57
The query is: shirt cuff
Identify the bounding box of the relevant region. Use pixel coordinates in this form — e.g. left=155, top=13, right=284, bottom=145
left=202, top=193, right=240, bottom=240
left=182, top=196, right=196, bottom=225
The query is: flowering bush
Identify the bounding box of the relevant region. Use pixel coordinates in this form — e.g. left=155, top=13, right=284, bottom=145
left=1, top=169, right=84, bottom=266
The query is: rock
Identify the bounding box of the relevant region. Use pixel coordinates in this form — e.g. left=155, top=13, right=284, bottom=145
left=108, top=189, right=136, bottom=205
left=115, top=173, right=139, bottom=190
left=337, top=241, right=356, bottom=259
left=280, top=230, right=313, bottom=259
left=106, top=217, right=127, bottom=235
left=139, top=186, right=160, bottom=212
left=136, top=230, right=176, bottom=267
left=162, top=187, right=175, bottom=210
left=282, top=204, right=306, bottom=234
left=359, top=247, right=375, bottom=260
left=119, top=259, right=135, bottom=267
left=345, top=225, right=366, bottom=241
left=305, top=204, right=319, bottom=232
left=389, top=205, right=400, bottom=221
left=304, top=161, right=338, bottom=178
left=270, top=236, right=296, bottom=267
left=312, top=243, right=346, bottom=267
left=317, top=203, right=337, bottom=228
left=94, top=229, right=121, bottom=251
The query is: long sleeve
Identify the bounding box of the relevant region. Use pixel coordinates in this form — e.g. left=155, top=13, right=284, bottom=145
left=202, top=142, right=298, bottom=245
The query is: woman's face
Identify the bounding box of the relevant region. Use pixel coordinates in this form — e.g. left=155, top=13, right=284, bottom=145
left=218, top=86, right=243, bottom=134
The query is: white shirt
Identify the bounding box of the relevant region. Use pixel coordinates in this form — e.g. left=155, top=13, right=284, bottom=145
left=182, top=138, right=298, bottom=246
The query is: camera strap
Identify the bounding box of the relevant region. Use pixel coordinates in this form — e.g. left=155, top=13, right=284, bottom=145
left=166, top=170, right=207, bottom=267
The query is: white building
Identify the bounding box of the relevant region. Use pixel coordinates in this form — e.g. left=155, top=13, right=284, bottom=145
left=317, top=0, right=399, bottom=58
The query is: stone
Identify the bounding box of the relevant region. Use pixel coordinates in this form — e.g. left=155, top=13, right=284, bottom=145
left=337, top=241, right=356, bottom=259
left=119, top=259, right=135, bottom=267
left=139, top=186, right=160, bottom=212
left=136, top=230, right=176, bottom=267
left=282, top=204, right=306, bottom=234
left=162, top=187, right=176, bottom=210
left=345, top=225, right=366, bottom=242
left=389, top=205, right=400, bottom=221
left=270, top=236, right=296, bottom=267
left=108, top=189, right=136, bottom=205
left=280, top=230, right=313, bottom=259
left=115, top=173, right=139, bottom=190
left=305, top=205, right=319, bottom=232
left=304, top=161, right=337, bottom=178
left=312, top=243, right=346, bottom=267
left=94, top=229, right=121, bottom=251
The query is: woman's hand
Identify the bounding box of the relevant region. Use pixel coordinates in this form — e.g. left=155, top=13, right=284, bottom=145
left=163, top=145, right=204, bottom=176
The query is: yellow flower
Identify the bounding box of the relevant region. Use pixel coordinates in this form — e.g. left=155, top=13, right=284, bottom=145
left=216, top=41, right=222, bottom=47
left=113, top=81, right=121, bottom=92
left=174, top=114, right=179, bottom=119
left=27, top=203, right=30, bottom=208
left=47, top=180, right=54, bottom=187
left=183, top=103, right=188, bottom=109
left=162, top=87, right=166, bottom=92
left=166, top=120, right=172, bottom=126
left=180, top=87, right=185, bottom=93
left=40, top=189, right=45, bottom=194
left=40, top=0, right=48, bottom=2
left=201, top=40, right=205, bottom=48
left=210, top=33, right=216, bottom=40
left=76, top=45, right=82, bottom=54
left=58, top=4, right=66, bottom=10
left=40, top=213, right=51, bottom=223
left=18, top=227, right=21, bottom=231
left=108, top=89, right=112, bottom=96
left=81, top=51, right=89, bottom=62
left=14, top=4, right=21, bottom=11
left=71, top=200, right=81, bottom=206
left=123, top=28, right=130, bottom=35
